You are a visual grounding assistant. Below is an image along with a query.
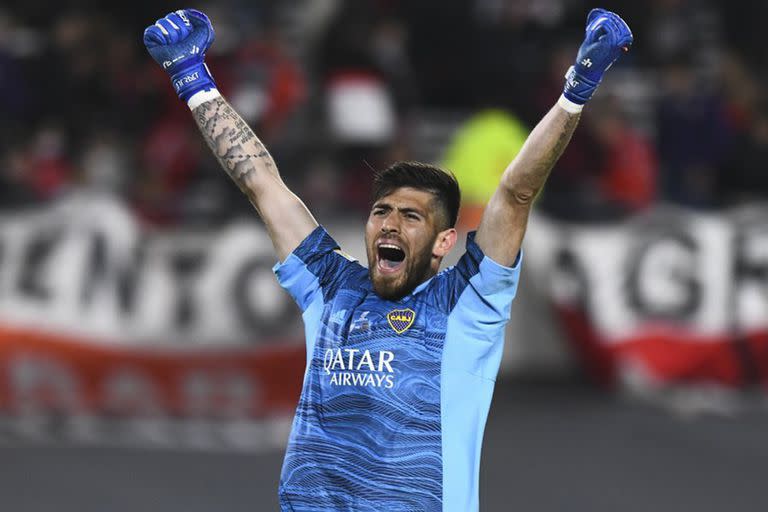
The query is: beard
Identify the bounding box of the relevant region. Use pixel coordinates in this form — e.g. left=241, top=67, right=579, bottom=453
left=368, top=240, right=435, bottom=301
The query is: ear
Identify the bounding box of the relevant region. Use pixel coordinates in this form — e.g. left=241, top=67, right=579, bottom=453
left=432, top=228, right=458, bottom=258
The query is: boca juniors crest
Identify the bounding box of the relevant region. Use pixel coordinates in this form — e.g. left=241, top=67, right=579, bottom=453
left=387, top=309, right=416, bottom=334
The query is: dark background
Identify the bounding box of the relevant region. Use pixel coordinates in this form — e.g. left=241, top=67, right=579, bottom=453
left=3, top=1, right=768, bottom=510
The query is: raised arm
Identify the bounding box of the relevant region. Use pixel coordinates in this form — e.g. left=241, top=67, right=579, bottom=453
left=190, top=96, right=317, bottom=259
left=475, top=9, right=633, bottom=266
left=143, top=9, right=317, bottom=260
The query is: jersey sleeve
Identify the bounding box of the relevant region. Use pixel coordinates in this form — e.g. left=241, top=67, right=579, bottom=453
left=439, top=231, right=522, bottom=316
left=272, top=226, right=362, bottom=312
left=435, top=231, right=523, bottom=379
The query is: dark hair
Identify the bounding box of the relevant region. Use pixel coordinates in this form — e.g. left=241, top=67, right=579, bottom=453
left=372, top=161, right=461, bottom=229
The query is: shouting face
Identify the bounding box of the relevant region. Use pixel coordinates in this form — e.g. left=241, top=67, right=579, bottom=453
left=365, top=187, right=457, bottom=301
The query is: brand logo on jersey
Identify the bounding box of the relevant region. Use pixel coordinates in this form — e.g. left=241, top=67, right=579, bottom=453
left=329, top=309, right=347, bottom=325
left=322, top=349, right=395, bottom=389
left=387, top=309, right=415, bottom=334
left=349, top=311, right=370, bottom=333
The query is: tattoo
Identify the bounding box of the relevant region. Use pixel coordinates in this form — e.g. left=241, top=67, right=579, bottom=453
left=192, top=97, right=275, bottom=192
left=537, top=112, right=580, bottom=177
left=509, top=108, right=581, bottom=204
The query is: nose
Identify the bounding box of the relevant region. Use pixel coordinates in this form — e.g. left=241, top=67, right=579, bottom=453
left=380, top=211, right=400, bottom=234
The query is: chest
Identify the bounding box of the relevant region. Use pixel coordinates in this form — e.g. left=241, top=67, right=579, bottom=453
left=311, top=292, right=446, bottom=391
left=322, top=291, right=446, bottom=346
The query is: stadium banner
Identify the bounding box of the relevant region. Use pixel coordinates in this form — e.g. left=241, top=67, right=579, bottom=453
left=0, top=195, right=313, bottom=449
left=0, top=326, right=303, bottom=451
left=523, top=205, right=768, bottom=389
left=1, top=195, right=767, bottom=447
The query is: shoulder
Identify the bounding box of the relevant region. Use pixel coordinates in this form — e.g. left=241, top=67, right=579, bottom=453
left=425, top=231, right=523, bottom=314
left=274, top=225, right=370, bottom=307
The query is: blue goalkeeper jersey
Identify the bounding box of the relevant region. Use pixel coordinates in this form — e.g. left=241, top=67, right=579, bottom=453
left=273, top=226, right=521, bottom=512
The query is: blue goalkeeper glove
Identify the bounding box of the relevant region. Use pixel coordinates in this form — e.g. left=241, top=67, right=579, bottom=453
left=143, top=9, right=217, bottom=105
left=561, top=8, right=633, bottom=111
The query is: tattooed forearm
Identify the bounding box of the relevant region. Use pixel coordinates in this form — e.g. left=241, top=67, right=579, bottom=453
left=187, top=95, right=318, bottom=260
left=474, top=103, right=582, bottom=265
left=503, top=106, right=581, bottom=204
left=192, top=97, right=276, bottom=194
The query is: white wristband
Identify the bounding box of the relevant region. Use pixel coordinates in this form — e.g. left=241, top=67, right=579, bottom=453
left=187, top=88, right=222, bottom=110
left=557, top=94, right=584, bottom=114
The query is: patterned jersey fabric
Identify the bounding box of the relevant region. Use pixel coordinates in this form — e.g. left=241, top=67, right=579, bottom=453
left=273, top=226, right=521, bottom=512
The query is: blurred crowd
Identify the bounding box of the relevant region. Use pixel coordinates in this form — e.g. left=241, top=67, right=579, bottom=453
left=1, top=0, right=768, bottom=227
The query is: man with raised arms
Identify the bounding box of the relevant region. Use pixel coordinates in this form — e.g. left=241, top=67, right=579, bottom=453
left=143, top=8, right=632, bottom=511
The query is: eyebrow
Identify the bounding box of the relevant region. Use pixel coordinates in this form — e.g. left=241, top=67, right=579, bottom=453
left=372, top=203, right=426, bottom=217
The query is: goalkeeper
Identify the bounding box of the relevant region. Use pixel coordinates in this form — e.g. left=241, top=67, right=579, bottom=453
left=143, top=8, right=631, bottom=511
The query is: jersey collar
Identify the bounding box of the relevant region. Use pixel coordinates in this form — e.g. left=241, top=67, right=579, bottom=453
left=410, top=275, right=436, bottom=297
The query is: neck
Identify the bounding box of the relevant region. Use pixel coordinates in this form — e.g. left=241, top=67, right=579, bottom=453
left=428, top=257, right=443, bottom=277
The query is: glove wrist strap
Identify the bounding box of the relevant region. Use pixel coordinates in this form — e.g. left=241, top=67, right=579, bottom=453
left=170, top=62, right=217, bottom=103
left=562, top=65, right=601, bottom=105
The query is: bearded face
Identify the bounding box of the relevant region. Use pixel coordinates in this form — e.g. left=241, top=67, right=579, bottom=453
left=365, top=187, right=452, bottom=301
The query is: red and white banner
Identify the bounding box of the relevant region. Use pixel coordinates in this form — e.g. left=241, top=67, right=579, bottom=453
left=524, top=206, right=768, bottom=388
left=0, top=195, right=307, bottom=345
left=0, top=326, right=304, bottom=418
left=2, top=196, right=767, bottom=448
left=0, top=195, right=312, bottom=448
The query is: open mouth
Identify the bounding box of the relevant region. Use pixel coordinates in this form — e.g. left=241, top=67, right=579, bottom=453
left=377, top=242, right=406, bottom=273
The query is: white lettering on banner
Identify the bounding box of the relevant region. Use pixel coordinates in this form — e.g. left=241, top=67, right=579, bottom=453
left=523, top=208, right=768, bottom=342
left=0, top=195, right=296, bottom=345
left=9, top=354, right=82, bottom=411
left=0, top=413, right=292, bottom=453
left=3, top=196, right=768, bottom=349
left=6, top=353, right=259, bottom=417
left=104, top=368, right=162, bottom=414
